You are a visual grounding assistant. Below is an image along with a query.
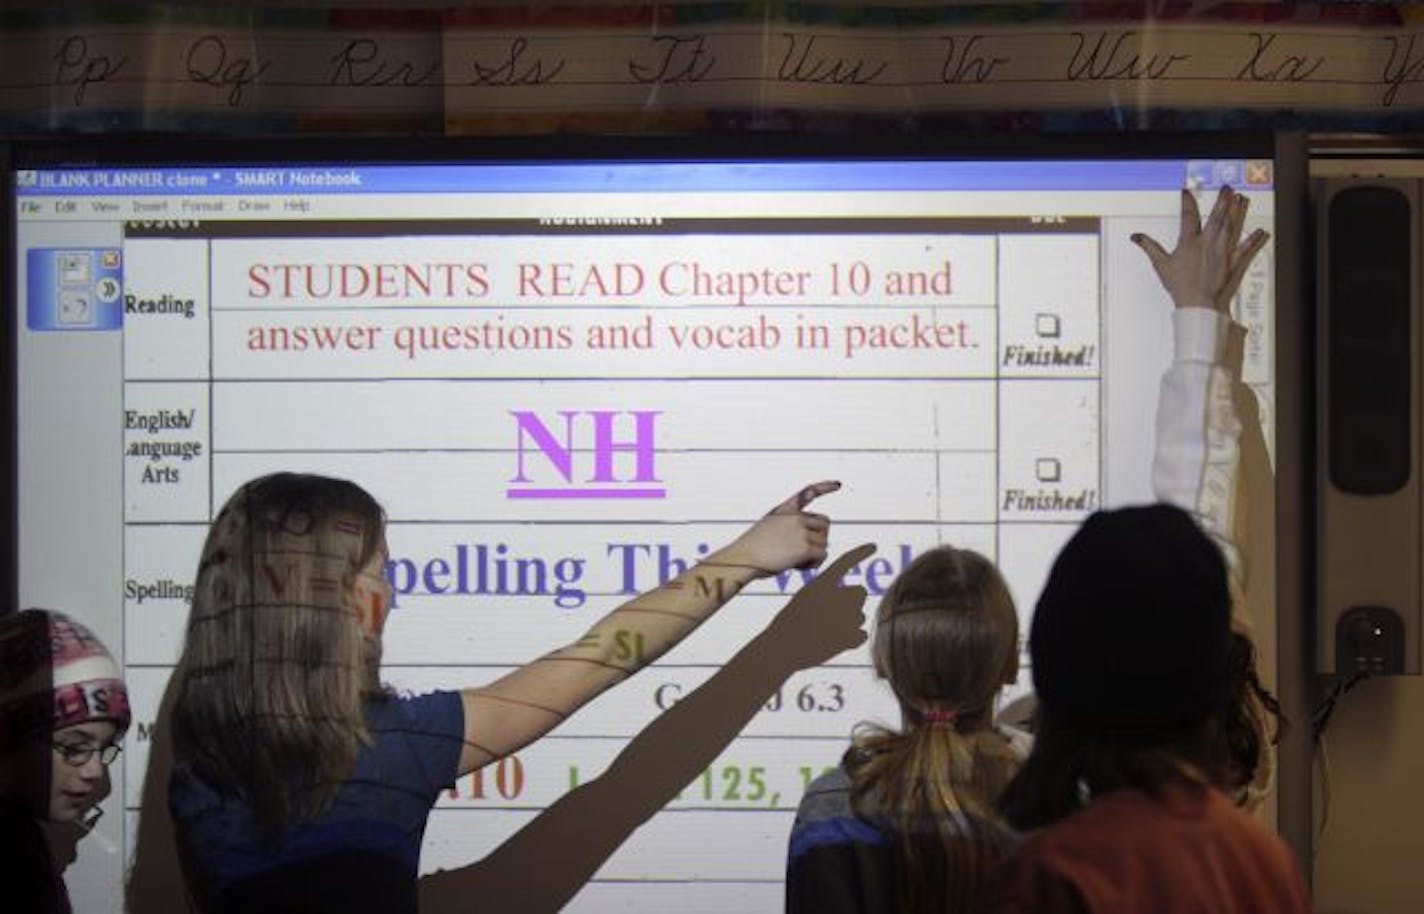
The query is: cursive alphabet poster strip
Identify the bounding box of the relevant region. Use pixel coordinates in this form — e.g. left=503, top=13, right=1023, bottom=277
left=4, top=4, right=1424, bottom=133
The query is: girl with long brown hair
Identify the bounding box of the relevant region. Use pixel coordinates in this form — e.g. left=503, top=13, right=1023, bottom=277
left=164, top=472, right=840, bottom=913
left=785, top=545, right=1023, bottom=914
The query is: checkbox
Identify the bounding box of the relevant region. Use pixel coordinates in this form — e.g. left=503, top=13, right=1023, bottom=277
left=1035, top=313, right=1061, bottom=338
left=1035, top=458, right=1061, bottom=483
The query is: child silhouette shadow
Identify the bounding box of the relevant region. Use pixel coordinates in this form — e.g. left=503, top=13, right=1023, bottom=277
left=419, top=543, right=873, bottom=913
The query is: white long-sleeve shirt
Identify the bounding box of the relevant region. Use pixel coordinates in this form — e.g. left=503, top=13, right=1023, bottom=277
left=1152, top=307, right=1244, bottom=573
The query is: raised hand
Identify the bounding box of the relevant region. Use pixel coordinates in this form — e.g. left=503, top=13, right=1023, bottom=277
left=1131, top=186, right=1270, bottom=313
left=717, top=480, right=839, bottom=576
left=763, top=542, right=874, bottom=670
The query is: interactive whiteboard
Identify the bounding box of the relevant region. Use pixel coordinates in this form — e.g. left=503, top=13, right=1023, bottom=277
left=11, top=138, right=1278, bottom=913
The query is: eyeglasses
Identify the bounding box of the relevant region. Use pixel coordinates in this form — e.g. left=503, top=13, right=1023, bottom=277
left=52, top=741, right=122, bottom=767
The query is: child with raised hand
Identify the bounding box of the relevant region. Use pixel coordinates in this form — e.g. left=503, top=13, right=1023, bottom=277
left=786, top=545, right=1024, bottom=914
left=984, top=504, right=1309, bottom=913
left=1134, top=184, right=1284, bottom=811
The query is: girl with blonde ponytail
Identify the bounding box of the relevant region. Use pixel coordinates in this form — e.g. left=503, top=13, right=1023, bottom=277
left=786, top=546, right=1023, bottom=914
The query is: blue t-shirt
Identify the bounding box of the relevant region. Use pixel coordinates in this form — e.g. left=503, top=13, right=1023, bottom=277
left=169, top=690, right=464, bottom=914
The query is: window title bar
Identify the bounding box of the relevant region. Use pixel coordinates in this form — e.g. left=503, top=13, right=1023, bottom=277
left=13, top=160, right=1275, bottom=196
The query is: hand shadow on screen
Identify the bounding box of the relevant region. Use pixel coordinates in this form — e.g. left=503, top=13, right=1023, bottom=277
left=419, top=543, right=874, bottom=914
left=125, top=679, right=188, bottom=913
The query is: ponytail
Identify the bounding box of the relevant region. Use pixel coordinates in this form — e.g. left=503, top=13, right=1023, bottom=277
left=851, top=545, right=1022, bottom=912
left=847, top=718, right=1017, bottom=914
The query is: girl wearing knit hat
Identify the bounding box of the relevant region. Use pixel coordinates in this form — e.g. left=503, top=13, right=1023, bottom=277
left=0, top=608, right=132, bottom=914
left=787, top=546, right=1025, bottom=914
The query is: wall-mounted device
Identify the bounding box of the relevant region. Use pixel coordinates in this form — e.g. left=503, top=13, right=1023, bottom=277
left=1336, top=605, right=1406, bottom=675
left=1316, top=176, right=1420, bottom=675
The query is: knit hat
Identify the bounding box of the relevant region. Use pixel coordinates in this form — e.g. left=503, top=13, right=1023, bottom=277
left=0, top=609, right=131, bottom=754
left=1029, top=504, right=1233, bottom=740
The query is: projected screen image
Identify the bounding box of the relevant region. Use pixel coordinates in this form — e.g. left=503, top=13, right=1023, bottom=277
left=12, top=142, right=1276, bottom=913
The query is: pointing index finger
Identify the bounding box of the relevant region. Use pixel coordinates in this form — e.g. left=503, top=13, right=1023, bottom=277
left=774, top=480, right=842, bottom=514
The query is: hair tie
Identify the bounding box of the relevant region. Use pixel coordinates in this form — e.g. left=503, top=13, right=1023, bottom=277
left=922, top=708, right=958, bottom=726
